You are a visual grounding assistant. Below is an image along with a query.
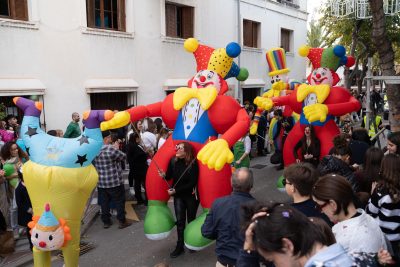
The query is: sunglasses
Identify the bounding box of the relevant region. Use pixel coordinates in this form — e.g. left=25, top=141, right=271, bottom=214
left=315, top=201, right=329, bottom=211
left=175, top=145, right=184, bottom=151
left=282, top=179, right=292, bottom=186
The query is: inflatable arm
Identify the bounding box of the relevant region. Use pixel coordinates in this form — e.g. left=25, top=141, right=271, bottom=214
left=221, top=108, right=250, bottom=147
left=327, top=95, right=361, bottom=116
left=127, top=102, right=163, bottom=122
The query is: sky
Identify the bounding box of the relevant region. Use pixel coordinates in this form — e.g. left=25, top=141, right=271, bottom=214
left=307, top=0, right=327, bottom=23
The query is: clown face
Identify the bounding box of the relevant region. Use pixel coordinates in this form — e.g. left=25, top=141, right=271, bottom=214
left=310, top=68, right=334, bottom=85
left=31, top=226, right=64, bottom=251
left=191, top=70, right=222, bottom=92
left=270, top=74, right=287, bottom=85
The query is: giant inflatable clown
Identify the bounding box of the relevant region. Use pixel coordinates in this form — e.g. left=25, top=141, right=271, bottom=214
left=14, top=97, right=114, bottom=267
left=102, top=38, right=250, bottom=250
left=250, top=48, right=299, bottom=135
left=255, top=45, right=360, bottom=166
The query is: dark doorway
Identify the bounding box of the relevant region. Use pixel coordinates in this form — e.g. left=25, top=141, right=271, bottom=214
left=90, top=92, right=129, bottom=111
left=242, top=87, right=261, bottom=106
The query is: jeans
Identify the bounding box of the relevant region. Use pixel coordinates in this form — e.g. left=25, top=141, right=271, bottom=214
left=98, top=185, right=126, bottom=224
left=173, top=196, right=199, bottom=245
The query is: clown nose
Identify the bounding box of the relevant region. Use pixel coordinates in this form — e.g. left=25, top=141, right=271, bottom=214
left=316, top=73, right=321, bottom=79
left=39, top=241, right=47, bottom=248
left=199, top=76, right=206, bottom=82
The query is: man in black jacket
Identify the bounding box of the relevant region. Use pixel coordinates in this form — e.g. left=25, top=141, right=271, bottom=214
left=201, top=168, right=256, bottom=267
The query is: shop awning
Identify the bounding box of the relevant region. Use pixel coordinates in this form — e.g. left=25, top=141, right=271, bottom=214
left=163, top=78, right=189, bottom=90
left=0, top=78, right=46, bottom=95
left=241, top=78, right=266, bottom=88
left=85, top=78, right=139, bottom=93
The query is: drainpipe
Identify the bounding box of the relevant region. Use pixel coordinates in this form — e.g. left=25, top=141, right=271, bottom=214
left=236, top=0, right=242, bottom=102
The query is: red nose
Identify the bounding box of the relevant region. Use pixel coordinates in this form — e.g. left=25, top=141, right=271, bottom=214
left=39, top=241, right=46, bottom=248
left=199, top=76, right=206, bottom=82
left=316, top=73, right=321, bottom=79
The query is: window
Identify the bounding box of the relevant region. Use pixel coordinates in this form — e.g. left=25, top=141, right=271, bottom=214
left=280, top=28, right=292, bottom=52
left=165, top=2, right=194, bottom=39
left=90, top=92, right=131, bottom=111
left=0, top=0, right=28, bottom=21
left=243, top=19, right=260, bottom=48
left=86, top=0, right=126, bottom=31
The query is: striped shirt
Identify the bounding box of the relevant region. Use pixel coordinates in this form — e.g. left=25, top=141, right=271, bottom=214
left=93, top=145, right=126, bottom=189
left=366, top=187, right=400, bottom=241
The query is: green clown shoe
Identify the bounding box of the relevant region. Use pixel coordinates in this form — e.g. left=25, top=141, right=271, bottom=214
left=144, top=200, right=175, bottom=240
left=184, top=209, right=214, bottom=250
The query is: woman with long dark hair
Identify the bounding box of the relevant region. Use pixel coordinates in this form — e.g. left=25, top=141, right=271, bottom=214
left=293, top=125, right=320, bottom=167
left=126, top=132, right=148, bottom=204
left=161, top=142, right=199, bottom=258
left=367, top=154, right=400, bottom=258
left=387, top=132, right=400, bottom=155
left=355, top=147, right=384, bottom=194
left=237, top=202, right=394, bottom=266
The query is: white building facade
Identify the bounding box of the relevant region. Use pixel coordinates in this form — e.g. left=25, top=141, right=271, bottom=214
left=0, top=0, right=308, bottom=130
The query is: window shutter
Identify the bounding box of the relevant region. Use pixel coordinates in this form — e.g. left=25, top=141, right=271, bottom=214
left=86, top=0, right=95, bottom=28
left=252, top=22, right=258, bottom=48
left=181, top=6, right=193, bottom=38
left=243, top=20, right=252, bottom=47
left=165, top=4, right=177, bottom=37
left=281, top=29, right=290, bottom=52
left=13, top=0, right=27, bottom=21
left=118, top=0, right=126, bottom=31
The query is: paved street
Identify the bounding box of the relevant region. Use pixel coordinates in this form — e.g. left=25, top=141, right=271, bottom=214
left=16, top=154, right=288, bottom=267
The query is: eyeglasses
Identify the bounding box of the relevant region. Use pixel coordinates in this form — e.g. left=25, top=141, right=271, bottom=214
left=315, top=201, right=329, bottom=211
left=282, top=179, right=292, bottom=186
left=175, top=145, right=184, bottom=151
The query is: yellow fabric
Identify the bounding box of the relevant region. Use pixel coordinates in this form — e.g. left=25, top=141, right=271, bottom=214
left=173, top=87, right=218, bottom=111
left=197, top=139, right=234, bottom=171
left=364, top=116, right=382, bottom=137
left=250, top=123, right=258, bottom=135
left=303, top=103, right=329, bottom=123
left=208, top=48, right=233, bottom=78
left=23, top=161, right=98, bottom=267
left=254, top=96, right=274, bottom=111
left=100, top=111, right=131, bottom=131
left=297, top=84, right=331, bottom=104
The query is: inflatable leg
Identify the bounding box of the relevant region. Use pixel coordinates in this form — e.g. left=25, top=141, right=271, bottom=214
left=184, top=163, right=232, bottom=250
left=23, top=162, right=98, bottom=267
left=315, top=121, right=339, bottom=158
left=282, top=122, right=304, bottom=166
left=144, top=137, right=176, bottom=240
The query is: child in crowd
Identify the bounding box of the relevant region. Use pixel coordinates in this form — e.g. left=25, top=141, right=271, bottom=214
left=366, top=154, right=400, bottom=259
left=15, top=169, right=33, bottom=250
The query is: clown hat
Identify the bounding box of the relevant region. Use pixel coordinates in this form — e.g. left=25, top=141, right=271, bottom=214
left=266, top=48, right=290, bottom=77
left=36, top=203, right=60, bottom=231
left=184, top=38, right=249, bottom=81
left=298, top=45, right=355, bottom=71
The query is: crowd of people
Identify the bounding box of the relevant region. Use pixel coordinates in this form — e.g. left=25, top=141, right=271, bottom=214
left=1, top=97, right=400, bottom=267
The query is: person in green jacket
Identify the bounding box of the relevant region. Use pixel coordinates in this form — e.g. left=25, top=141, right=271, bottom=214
left=63, top=112, right=81, bottom=138
left=233, top=132, right=251, bottom=169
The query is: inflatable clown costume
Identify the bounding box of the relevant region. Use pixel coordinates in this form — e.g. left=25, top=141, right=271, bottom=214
left=102, top=38, right=250, bottom=250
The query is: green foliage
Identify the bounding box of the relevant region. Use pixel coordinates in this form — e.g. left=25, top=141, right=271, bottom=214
left=317, top=5, right=400, bottom=65
left=307, top=19, right=325, bottom=48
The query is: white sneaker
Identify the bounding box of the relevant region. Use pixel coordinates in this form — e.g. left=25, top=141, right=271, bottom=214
left=129, top=187, right=135, bottom=196
left=141, top=185, right=145, bottom=193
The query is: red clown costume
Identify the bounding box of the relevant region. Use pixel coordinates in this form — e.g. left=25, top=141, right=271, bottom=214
left=255, top=45, right=360, bottom=166
left=102, top=38, right=250, bottom=250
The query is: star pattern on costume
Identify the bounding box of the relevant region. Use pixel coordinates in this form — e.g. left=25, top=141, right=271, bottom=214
left=77, top=135, right=90, bottom=146
left=26, top=147, right=30, bottom=156
left=75, top=154, right=88, bottom=166
left=25, top=126, right=38, bottom=137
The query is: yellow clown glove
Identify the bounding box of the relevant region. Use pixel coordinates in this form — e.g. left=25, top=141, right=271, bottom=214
left=254, top=96, right=274, bottom=111
left=100, top=111, right=130, bottom=131
left=303, top=103, right=329, bottom=123
left=197, top=139, right=234, bottom=171
left=250, top=123, right=258, bottom=135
